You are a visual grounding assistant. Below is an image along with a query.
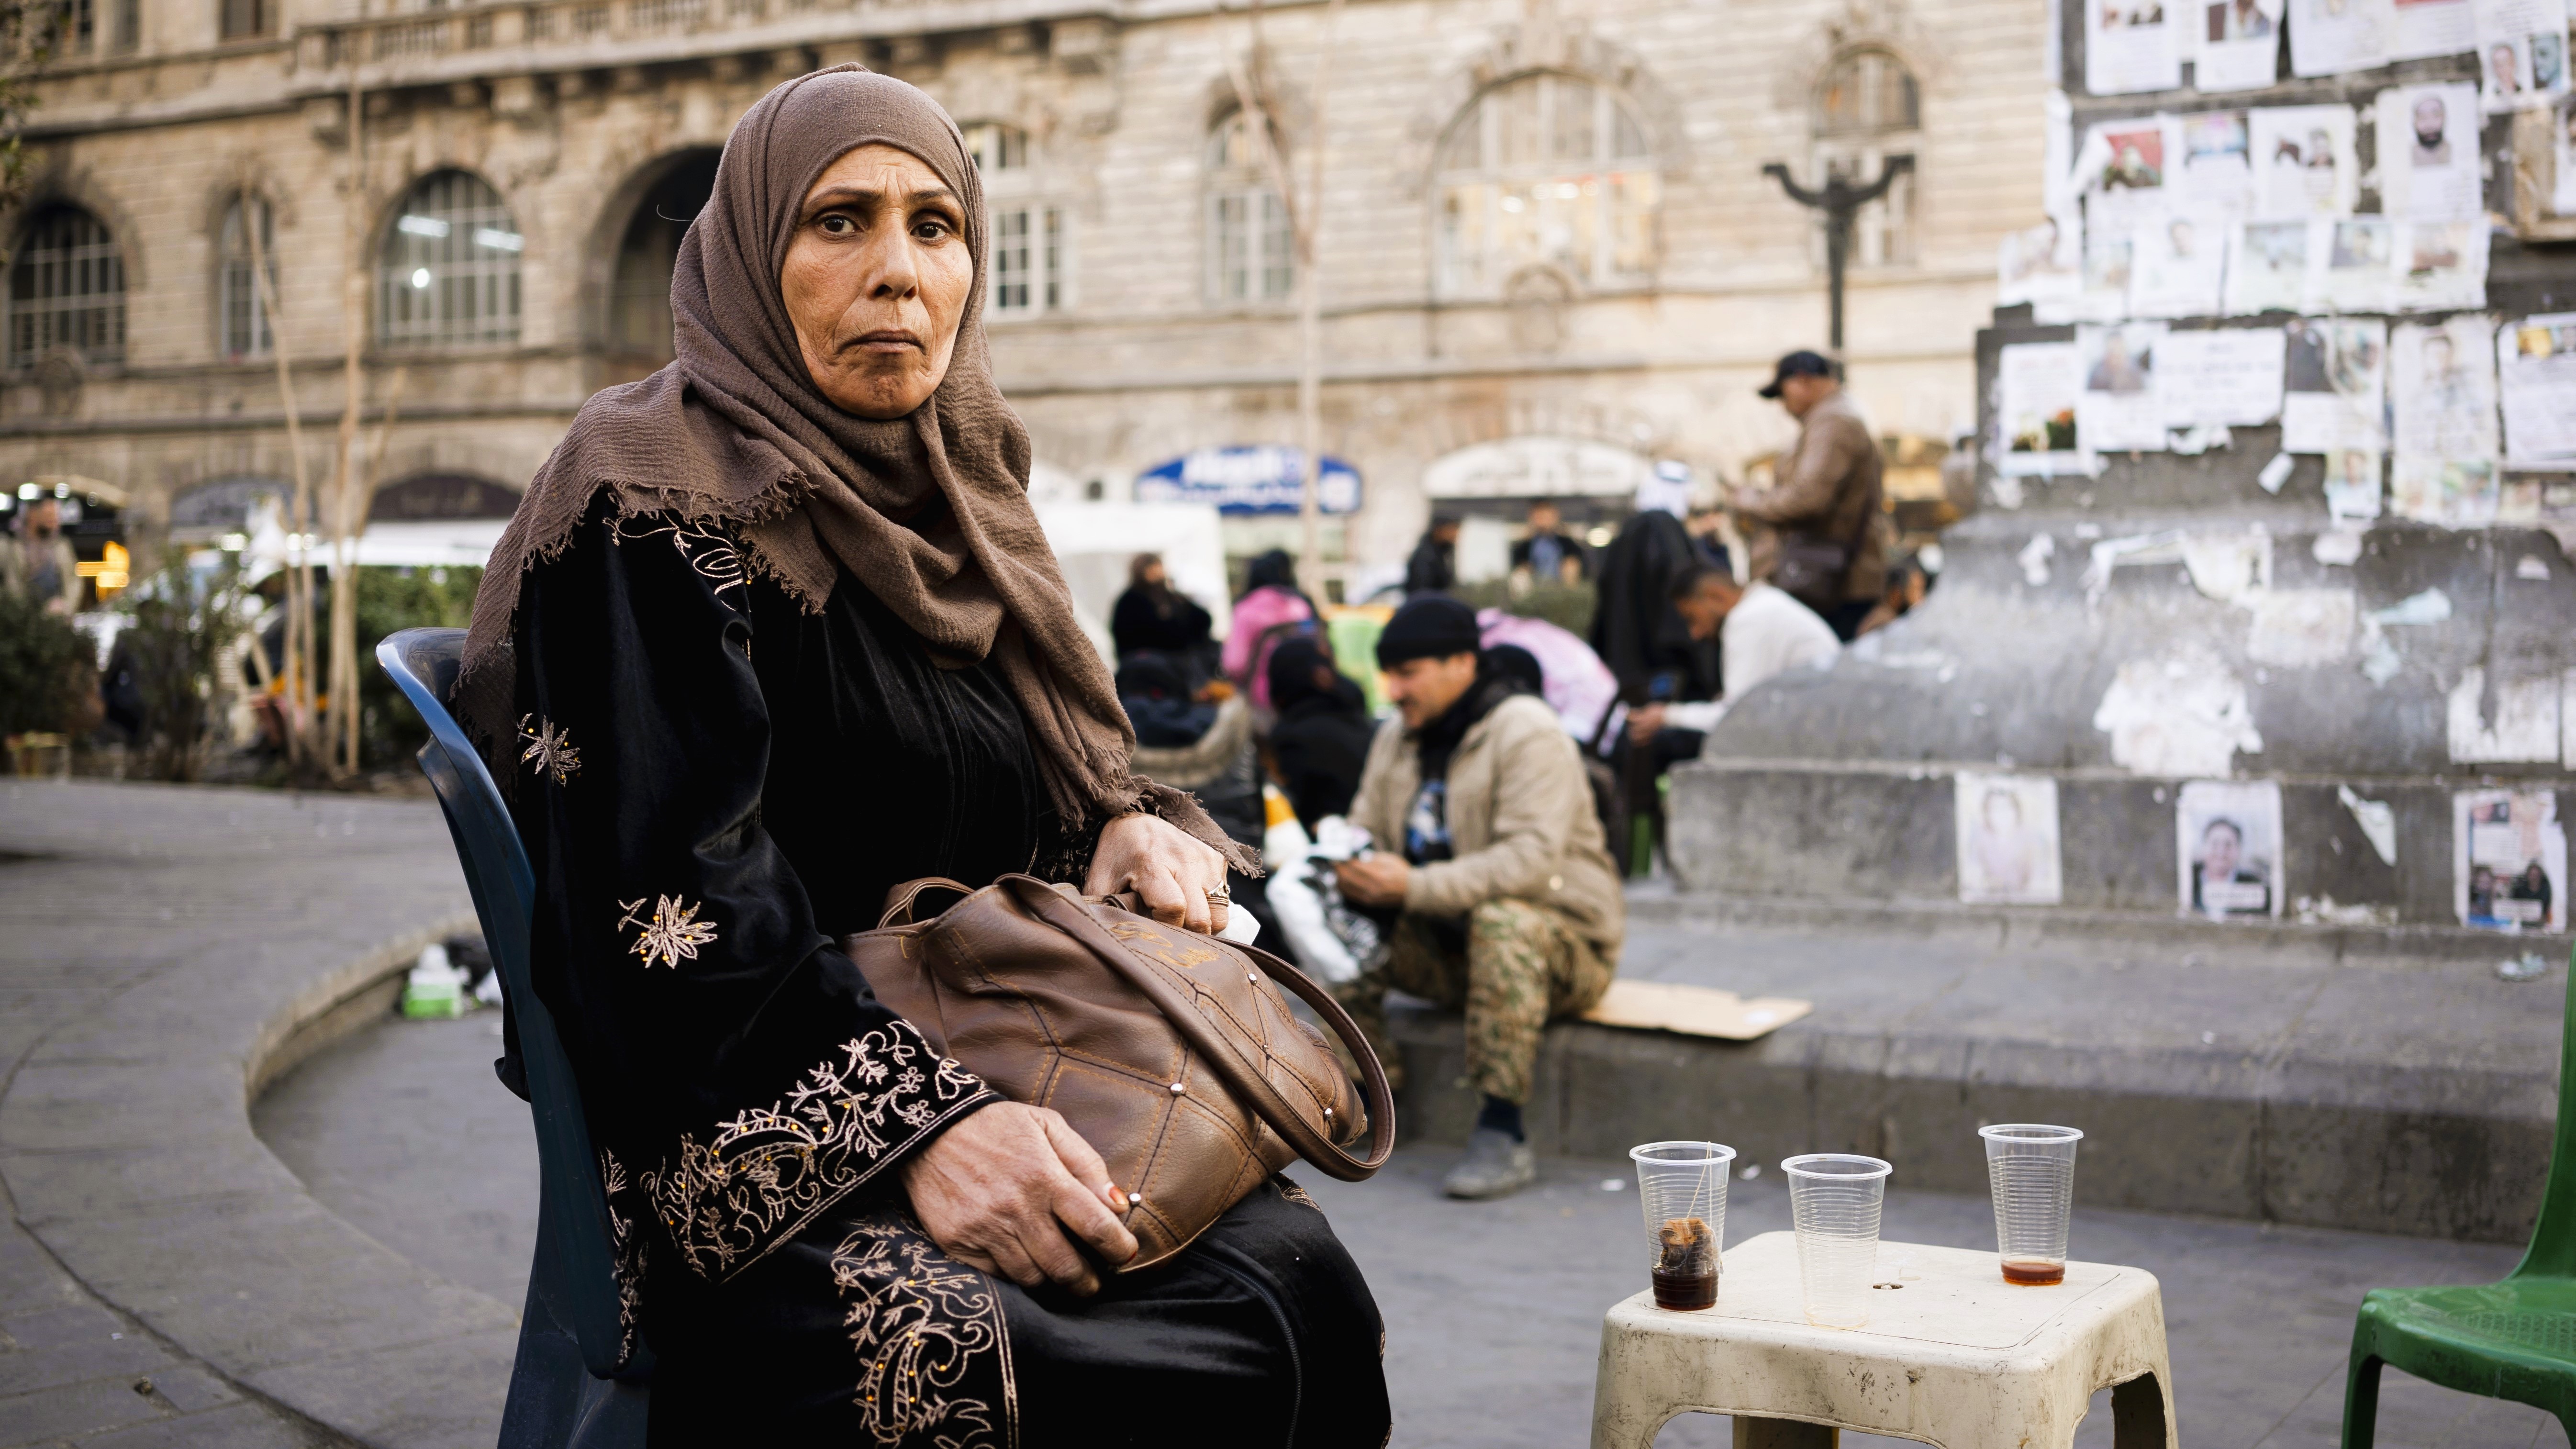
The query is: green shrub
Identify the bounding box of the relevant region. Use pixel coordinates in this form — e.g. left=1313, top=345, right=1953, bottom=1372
left=350, top=566, right=482, bottom=768
left=118, top=557, right=251, bottom=781
left=0, top=589, right=99, bottom=738
left=1450, top=579, right=1595, bottom=640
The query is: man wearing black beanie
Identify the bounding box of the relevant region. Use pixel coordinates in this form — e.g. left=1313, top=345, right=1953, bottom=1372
left=1330, top=595, right=1626, bottom=1200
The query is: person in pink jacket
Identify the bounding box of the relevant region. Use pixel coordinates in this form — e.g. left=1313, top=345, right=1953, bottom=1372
left=1223, top=548, right=1317, bottom=712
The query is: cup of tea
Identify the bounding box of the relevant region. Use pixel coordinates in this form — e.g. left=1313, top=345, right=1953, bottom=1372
left=1980, top=1124, right=2083, bottom=1286
left=1629, top=1142, right=1735, bottom=1311
left=1782, top=1153, right=1891, bottom=1328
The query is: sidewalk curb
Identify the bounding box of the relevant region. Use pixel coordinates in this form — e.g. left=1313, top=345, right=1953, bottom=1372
left=0, top=892, right=513, bottom=1449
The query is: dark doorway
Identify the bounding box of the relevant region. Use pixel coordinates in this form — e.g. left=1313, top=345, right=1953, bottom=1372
left=607, top=150, right=720, bottom=359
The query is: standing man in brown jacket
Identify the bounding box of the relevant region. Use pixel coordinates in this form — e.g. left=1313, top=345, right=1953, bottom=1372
left=1330, top=595, right=1625, bottom=1201
left=1735, top=351, right=1886, bottom=640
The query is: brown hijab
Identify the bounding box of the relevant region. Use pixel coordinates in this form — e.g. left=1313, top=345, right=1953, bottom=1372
left=457, top=66, right=1251, bottom=869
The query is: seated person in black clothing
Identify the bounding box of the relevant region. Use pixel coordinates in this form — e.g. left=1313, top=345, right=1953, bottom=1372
left=1109, top=551, right=1214, bottom=666
left=1509, top=499, right=1588, bottom=585
left=1264, top=635, right=1375, bottom=833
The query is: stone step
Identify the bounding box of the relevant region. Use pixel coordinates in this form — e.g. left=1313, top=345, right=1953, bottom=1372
left=1383, top=908, right=2564, bottom=1244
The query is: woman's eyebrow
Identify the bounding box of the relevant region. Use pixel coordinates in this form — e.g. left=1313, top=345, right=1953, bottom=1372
left=803, top=183, right=959, bottom=209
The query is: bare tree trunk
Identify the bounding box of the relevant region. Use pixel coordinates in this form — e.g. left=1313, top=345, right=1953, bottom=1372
left=243, top=185, right=315, bottom=774
left=1223, top=0, right=1343, bottom=598
left=331, top=367, right=405, bottom=773
left=325, top=70, right=367, bottom=779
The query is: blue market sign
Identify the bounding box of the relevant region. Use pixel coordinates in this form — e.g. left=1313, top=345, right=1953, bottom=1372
left=1136, top=446, right=1361, bottom=515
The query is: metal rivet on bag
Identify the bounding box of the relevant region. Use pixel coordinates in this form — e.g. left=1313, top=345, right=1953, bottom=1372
left=1129, top=1192, right=1143, bottom=1205
left=1169, top=1082, right=1186, bottom=1094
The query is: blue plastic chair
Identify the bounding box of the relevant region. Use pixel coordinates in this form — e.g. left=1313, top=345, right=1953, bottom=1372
left=377, top=627, right=650, bottom=1448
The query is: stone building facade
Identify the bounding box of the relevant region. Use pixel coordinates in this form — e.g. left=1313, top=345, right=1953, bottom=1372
left=0, top=0, right=2047, bottom=577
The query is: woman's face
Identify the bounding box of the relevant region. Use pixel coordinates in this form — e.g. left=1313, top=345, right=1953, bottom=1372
left=2202, top=823, right=2241, bottom=877
left=780, top=143, right=974, bottom=420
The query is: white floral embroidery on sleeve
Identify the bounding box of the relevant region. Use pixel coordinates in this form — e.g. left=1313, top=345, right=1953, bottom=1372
left=517, top=714, right=581, bottom=784
left=617, top=894, right=719, bottom=969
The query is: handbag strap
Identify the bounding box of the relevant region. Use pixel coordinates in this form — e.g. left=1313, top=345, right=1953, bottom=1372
left=998, top=875, right=1394, bottom=1182
left=879, top=877, right=974, bottom=929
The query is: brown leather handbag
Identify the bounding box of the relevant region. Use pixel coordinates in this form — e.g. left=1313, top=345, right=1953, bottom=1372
left=842, top=873, right=1394, bottom=1271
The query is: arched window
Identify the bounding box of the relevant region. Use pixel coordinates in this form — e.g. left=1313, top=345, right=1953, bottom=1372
left=1205, top=111, right=1294, bottom=305
left=608, top=151, right=718, bottom=358
left=9, top=206, right=125, bottom=369
left=378, top=171, right=522, bottom=349
left=218, top=195, right=275, bottom=360
left=966, top=123, right=1069, bottom=318
left=1433, top=72, right=1658, bottom=300
left=1811, top=49, right=1921, bottom=268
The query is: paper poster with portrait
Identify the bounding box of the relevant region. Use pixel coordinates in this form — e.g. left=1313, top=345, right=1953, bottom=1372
left=2197, top=0, right=2286, bottom=87
left=2084, top=118, right=2177, bottom=242
left=2390, top=220, right=2490, bottom=312
left=2175, top=111, right=2258, bottom=215
left=2289, top=0, right=2394, bottom=75
left=2091, top=0, right=2186, bottom=95
left=1998, top=217, right=2085, bottom=312
left=2476, top=0, right=2572, bottom=111
left=2392, top=0, right=2478, bottom=56
left=2177, top=780, right=2284, bottom=921
left=2320, top=218, right=2397, bottom=311
left=2324, top=446, right=2386, bottom=517
left=2158, top=327, right=2287, bottom=424
left=2500, top=313, right=2576, bottom=467
left=2391, top=454, right=2502, bottom=523
left=2078, top=322, right=2170, bottom=450
left=2225, top=219, right=2320, bottom=313
left=1999, top=342, right=2090, bottom=475
left=2248, top=106, right=2360, bottom=219
left=2391, top=314, right=2502, bottom=458
left=1956, top=773, right=2065, bottom=905
left=2129, top=211, right=2231, bottom=316
left=2282, top=317, right=2388, bottom=452
left=2455, top=789, right=2566, bottom=933
left=2060, top=229, right=2137, bottom=323
left=2376, top=83, right=2485, bottom=219
left=2557, top=99, right=2576, bottom=214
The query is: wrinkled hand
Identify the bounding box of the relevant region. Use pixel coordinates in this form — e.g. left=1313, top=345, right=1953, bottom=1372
left=1626, top=702, right=1670, bottom=743
left=1087, top=812, right=1228, bottom=935
left=899, top=1102, right=1138, bottom=1296
left=1334, top=853, right=1411, bottom=908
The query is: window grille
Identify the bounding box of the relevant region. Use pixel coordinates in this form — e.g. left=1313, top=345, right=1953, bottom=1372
left=1432, top=72, right=1658, bottom=299
left=1205, top=111, right=1294, bottom=304
left=218, top=196, right=275, bottom=359
left=8, top=206, right=124, bottom=368
left=377, top=171, right=522, bottom=349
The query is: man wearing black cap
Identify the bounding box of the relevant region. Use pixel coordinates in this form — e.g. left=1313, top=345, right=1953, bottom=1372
left=1739, top=351, right=1885, bottom=640
left=1330, top=595, right=1624, bottom=1200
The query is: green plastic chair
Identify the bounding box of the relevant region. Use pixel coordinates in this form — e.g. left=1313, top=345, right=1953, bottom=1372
left=2342, top=942, right=2576, bottom=1447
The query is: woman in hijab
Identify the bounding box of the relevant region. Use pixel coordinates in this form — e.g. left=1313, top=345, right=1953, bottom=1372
left=1109, top=550, right=1213, bottom=663
left=456, top=67, right=1386, bottom=1447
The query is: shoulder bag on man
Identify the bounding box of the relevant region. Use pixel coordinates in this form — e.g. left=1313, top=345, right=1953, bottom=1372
left=1768, top=470, right=1881, bottom=612
left=844, top=874, right=1394, bottom=1271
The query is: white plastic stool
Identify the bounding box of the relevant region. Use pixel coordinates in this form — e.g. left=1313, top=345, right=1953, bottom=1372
left=1589, top=1232, right=2177, bottom=1448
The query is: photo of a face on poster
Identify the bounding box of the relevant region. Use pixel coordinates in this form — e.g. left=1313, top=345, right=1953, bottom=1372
left=2377, top=83, right=2484, bottom=220
left=2079, top=322, right=2168, bottom=450
left=2391, top=315, right=2501, bottom=460
left=2478, top=0, right=2573, bottom=113
left=1955, top=773, right=2065, bottom=905
left=2178, top=780, right=2284, bottom=921
left=2249, top=106, right=2360, bottom=218
left=2091, top=0, right=2184, bottom=94
left=2226, top=219, right=2317, bottom=314
left=2198, top=0, right=2285, bottom=89
left=2322, top=217, right=2396, bottom=311
left=2324, top=446, right=2385, bottom=517
left=1998, top=217, right=2083, bottom=311
left=2282, top=316, right=2388, bottom=452
left=2500, top=313, right=2576, bottom=467
left=2455, top=789, right=2566, bottom=933
left=2130, top=211, right=2230, bottom=317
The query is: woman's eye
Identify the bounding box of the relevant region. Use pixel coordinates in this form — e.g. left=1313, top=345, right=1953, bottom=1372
left=817, top=213, right=856, bottom=235
left=912, top=215, right=953, bottom=241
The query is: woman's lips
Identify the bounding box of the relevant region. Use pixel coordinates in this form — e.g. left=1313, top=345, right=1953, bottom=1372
left=852, top=329, right=921, bottom=352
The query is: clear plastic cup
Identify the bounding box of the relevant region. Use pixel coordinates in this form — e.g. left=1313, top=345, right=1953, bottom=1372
left=1629, top=1142, right=1736, bottom=1311
left=1782, top=1153, right=1892, bottom=1328
left=1981, top=1124, right=2083, bottom=1286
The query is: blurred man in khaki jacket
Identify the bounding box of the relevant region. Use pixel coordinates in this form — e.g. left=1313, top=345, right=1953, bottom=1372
left=1735, top=351, right=1885, bottom=640
left=1331, top=595, right=1624, bottom=1201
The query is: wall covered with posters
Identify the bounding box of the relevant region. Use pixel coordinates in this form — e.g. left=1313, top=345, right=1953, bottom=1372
left=1667, top=0, right=2575, bottom=933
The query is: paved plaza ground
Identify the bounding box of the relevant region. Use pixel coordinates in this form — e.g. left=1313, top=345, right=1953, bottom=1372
left=2, top=779, right=2567, bottom=1448
left=258, top=1008, right=2563, bottom=1449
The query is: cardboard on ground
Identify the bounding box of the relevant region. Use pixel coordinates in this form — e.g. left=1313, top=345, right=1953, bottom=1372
left=1580, top=979, right=1813, bottom=1042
